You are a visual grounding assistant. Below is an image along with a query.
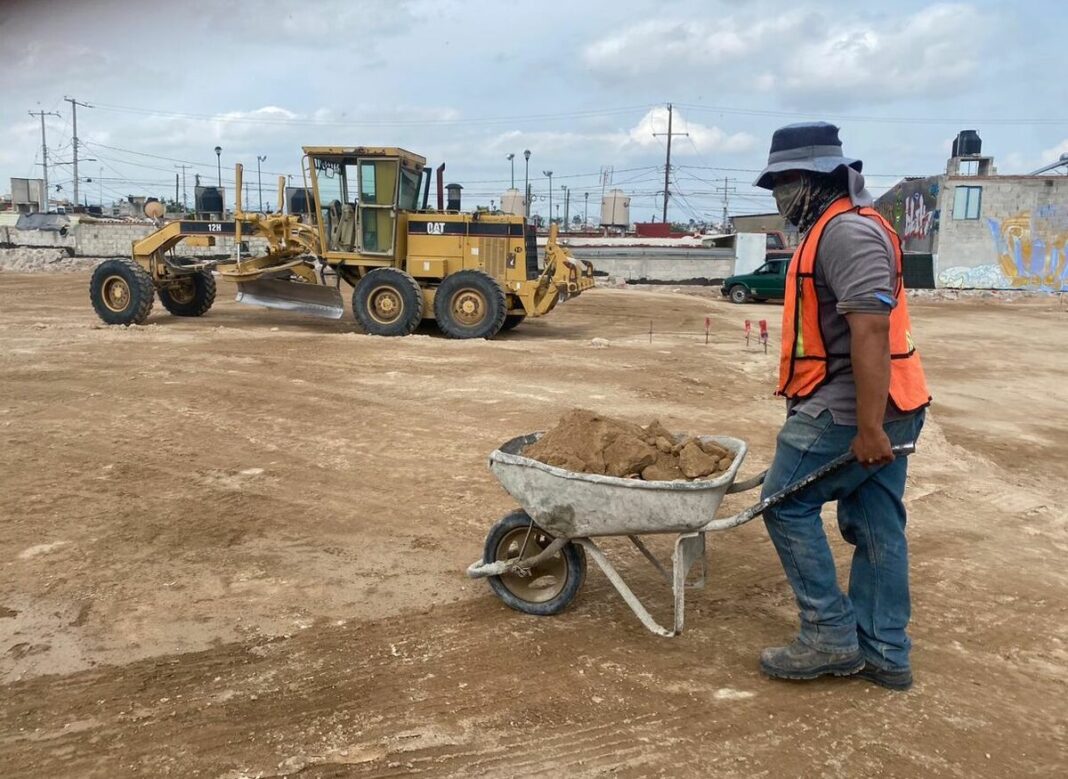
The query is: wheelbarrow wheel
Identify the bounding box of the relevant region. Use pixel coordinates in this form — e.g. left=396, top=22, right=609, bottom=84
left=484, top=510, right=586, bottom=616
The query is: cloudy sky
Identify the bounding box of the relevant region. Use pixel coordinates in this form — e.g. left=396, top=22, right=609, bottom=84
left=2, top=0, right=1065, bottom=222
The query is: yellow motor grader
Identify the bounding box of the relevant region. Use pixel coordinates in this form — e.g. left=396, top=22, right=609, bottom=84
left=88, top=146, right=594, bottom=338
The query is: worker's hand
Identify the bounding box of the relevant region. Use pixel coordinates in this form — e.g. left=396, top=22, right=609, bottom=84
left=851, top=427, right=894, bottom=468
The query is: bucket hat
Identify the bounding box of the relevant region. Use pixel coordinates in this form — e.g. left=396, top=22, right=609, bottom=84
left=754, top=122, right=862, bottom=189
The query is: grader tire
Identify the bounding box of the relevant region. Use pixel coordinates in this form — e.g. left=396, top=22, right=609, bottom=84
left=500, top=314, right=526, bottom=332
left=353, top=267, right=423, bottom=336
left=434, top=269, right=507, bottom=339
left=158, top=271, right=216, bottom=317
left=89, top=258, right=155, bottom=326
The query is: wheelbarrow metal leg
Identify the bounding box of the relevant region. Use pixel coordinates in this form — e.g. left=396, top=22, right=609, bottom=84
left=576, top=533, right=709, bottom=638
left=627, top=535, right=671, bottom=585
left=575, top=538, right=675, bottom=637
left=672, top=532, right=705, bottom=634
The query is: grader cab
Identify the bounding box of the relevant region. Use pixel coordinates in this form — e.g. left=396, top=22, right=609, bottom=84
left=89, top=146, right=594, bottom=339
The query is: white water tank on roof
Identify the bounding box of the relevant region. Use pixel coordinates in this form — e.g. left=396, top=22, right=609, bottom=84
left=501, top=188, right=525, bottom=215
left=601, top=189, right=630, bottom=227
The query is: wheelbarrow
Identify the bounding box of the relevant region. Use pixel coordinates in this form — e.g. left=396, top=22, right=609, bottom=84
left=467, top=432, right=915, bottom=637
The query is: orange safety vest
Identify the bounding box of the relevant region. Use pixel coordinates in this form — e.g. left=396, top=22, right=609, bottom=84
left=777, top=196, right=931, bottom=413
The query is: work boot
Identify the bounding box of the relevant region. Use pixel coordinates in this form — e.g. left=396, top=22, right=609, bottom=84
left=855, top=662, right=913, bottom=691
left=759, top=639, right=864, bottom=681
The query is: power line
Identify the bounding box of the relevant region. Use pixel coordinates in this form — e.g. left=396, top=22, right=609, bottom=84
left=64, top=96, right=92, bottom=206
left=674, top=101, right=1068, bottom=127
left=88, top=101, right=657, bottom=128
left=28, top=109, right=61, bottom=211
left=652, top=103, right=688, bottom=222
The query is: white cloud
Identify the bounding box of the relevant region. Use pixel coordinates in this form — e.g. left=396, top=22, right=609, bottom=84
left=626, top=106, right=755, bottom=154
left=485, top=108, right=754, bottom=159
left=583, top=13, right=806, bottom=78
left=1039, top=139, right=1068, bottom=166
left=582, top=4, right=993, bottom=107
left=780, top=4, right=990, bottom=105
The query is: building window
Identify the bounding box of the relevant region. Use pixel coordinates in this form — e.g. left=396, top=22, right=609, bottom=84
left=953, top=186, right=982, bottom=219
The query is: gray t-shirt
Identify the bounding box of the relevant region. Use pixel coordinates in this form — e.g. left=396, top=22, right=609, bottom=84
left=787, top=176, right=908, bottom=425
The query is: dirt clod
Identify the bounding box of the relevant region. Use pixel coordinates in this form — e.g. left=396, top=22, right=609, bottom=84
left=678, top=439, right=721, bottom=479
left=523, top=408, right=733, bottom=481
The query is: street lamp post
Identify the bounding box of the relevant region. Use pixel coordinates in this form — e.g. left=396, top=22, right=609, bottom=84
left=506, top=153, right=515, bottom=189
left=523, top=150, right=531, bottom=218
left=214, top=146, right=222, bottom=187
left=257, top=155, right=266, bottom=213
left=543, top=170, right=553, bottom=230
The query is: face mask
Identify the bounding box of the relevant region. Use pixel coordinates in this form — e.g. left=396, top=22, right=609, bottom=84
left=773, top=178, right=805, bottom=220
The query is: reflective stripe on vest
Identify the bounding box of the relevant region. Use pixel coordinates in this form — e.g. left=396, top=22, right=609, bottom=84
left=776, top=196, right=932, bottom=413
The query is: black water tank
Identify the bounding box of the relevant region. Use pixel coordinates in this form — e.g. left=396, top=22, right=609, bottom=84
left=288, top=188, right=312, bottom=215
left=957, top=130, right=982, bottom=156
left=198, top=186, right=223, bottom=214
left=446, top=183, right=463, bottom=211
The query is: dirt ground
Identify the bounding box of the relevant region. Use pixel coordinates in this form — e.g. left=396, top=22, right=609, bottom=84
left=0, top=271, right=1065, bottom=777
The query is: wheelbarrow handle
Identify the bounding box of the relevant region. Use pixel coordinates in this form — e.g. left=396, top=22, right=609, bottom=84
left=705, top=442, right=916, bottom=532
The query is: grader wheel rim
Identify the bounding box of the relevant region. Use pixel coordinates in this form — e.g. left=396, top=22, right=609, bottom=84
left=450, top=288, right=488, bottom=327
left=101, top=275, right=132, bottom=313
left=167, top=280, right=196, bottom=305
left=494, top=525, right=569, bottom=604
left=367, top=285, right=404, bottom=325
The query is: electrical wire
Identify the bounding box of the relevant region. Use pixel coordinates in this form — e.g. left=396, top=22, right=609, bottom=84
left=88, top=101, right=658, bottom=128
left=674, top=102, right=1068, bottom=127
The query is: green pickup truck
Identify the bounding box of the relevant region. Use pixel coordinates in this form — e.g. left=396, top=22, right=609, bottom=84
left=721, top=258, right=790, bottom=304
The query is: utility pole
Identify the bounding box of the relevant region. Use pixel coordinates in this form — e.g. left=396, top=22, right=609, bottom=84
left=175, top=173, right=180, bottom=206
left=63, top=97, right=91, bottom=208
left=599, top=166, right=612, bottom=227
left=584, top=192, right=589, bottom=228
left=257, top=155, right=266, bottom=212
left=543, top=170, right=553, bottom=228
left=175, top=164, right=190, bottom=211
left=561, top=185, right=569, bottom=232
left=652, top=102, right=688, bottom=224
left=523, top=150, right=531, bottom=217
left=28, top=109, right=61, bottom=212
left=715, top=177, right=737, bottom=231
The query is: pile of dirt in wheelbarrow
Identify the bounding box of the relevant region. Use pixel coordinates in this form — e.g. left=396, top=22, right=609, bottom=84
left=523, top=409, right=733, bottom=481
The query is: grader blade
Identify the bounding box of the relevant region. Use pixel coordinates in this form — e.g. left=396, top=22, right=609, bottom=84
left=235, top=279, right=345, bottom=320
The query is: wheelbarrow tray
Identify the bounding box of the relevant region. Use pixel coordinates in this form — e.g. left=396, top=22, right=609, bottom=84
left=489, top=432, right=749, bottom=539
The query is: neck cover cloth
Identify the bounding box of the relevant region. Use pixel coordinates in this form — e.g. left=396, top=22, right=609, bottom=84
left=776, top=173, right=849, bottom=234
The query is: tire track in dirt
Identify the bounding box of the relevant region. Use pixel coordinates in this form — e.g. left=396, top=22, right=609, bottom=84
left=4, top=587, right=1065, bottom=778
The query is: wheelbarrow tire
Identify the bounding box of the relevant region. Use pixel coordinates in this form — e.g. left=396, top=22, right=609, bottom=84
left=484, top=510, right=585, bottom=616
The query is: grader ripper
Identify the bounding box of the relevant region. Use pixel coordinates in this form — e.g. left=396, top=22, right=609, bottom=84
left=89, top=146, right=595, bottom=338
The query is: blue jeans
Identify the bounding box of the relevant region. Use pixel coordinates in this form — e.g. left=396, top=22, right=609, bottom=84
left=762, top=408, right=925, bottom=671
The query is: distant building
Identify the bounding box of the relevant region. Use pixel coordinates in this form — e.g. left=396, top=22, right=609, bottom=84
left=731, top=212, right=799, bottom=246
left=876, top=131, right=1068, bottom=290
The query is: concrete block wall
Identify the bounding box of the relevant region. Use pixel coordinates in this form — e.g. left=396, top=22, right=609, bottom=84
left=592, top=256, right=734, bottom=283
left=935, top=176, right=1068, bottom=289
left=0, top=225, right=77, bottom=252
left=2, top=222, right=270, bottom=259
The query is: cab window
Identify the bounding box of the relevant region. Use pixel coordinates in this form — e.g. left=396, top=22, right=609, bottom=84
left=399, top=169, right=421, bottom=211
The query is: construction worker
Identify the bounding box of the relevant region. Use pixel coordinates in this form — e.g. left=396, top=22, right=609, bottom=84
left=752, top=122, right=931, bottom=691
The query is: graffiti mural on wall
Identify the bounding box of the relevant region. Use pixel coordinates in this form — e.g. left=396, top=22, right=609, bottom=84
left=876, top=177, right=939, bottom=253
left=903, top=192, right=935, bottom=241
left=937, top=204, right=1068, bottom=290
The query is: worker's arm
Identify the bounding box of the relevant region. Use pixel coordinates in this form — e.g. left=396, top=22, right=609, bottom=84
left=846, top=312, right=894, bottom=466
